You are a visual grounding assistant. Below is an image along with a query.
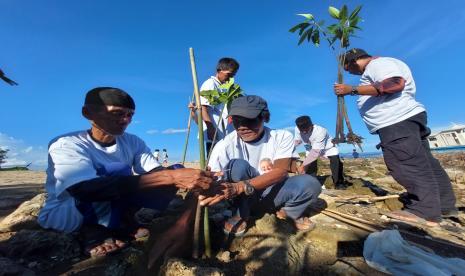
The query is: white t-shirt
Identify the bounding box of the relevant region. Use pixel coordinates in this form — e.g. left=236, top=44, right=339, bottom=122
left=294, top=125, right=339, bottom=157
left=38, top=131, right=159, bottom=233
left=200, top=76, right=234, bottom=141
left=357, top=57, right=425, bottom=133
left=208, top=127, right=294, bottom=175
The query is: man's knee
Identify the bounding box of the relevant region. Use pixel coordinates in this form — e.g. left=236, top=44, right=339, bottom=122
left=288, top=174, right=322, bottom=199
left=225, top=159, right=256, bottom=182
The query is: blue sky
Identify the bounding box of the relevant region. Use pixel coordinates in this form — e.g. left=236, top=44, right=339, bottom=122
left=1, top=0, right=465, bottom=170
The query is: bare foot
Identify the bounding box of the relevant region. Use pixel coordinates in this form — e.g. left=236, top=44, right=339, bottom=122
left=87, top=238, right=126, bottom=257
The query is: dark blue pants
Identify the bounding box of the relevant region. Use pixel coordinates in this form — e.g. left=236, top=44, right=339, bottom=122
left=305, top=154, right=344, bottom=184
left=223, top=159, right=322, bottom=220
left=378, top=112, right=456, bottom=221
left=77, top=164, right=178, bottom=229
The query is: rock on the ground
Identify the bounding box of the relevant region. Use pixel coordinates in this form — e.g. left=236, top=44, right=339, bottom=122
left=0, top=229, right=80, bottom=272
left=0, top=257, right=35, bottom=276
left=160, top=258, right=225, bottom=276
left=0, top=193, right=46, bottom=232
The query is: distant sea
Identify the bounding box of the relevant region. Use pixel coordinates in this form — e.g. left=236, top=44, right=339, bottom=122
left=340, top=145, right=465, bottom=159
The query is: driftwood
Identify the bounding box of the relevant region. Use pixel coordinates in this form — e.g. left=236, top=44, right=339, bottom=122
left=336, top=194, right=400, bottom=204
left=321, top=208, right=465, bottom=253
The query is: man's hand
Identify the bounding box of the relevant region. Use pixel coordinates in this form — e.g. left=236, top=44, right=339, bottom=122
left=199, top=182, right=243, bottom=206
left=333, top=83, right=352, bottom=96
left=170, top=168, right=214, bottom=190
left=297, top=164, right=306, bottom=175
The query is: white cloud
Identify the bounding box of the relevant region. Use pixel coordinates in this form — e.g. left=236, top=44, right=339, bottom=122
left=146, top=129, right=159, bottom=134
left=162, top=128, right=188, bottom=134
left=0, top=133, right=47, bottom=170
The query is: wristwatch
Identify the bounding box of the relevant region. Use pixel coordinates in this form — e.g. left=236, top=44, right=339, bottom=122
left=350, top=86, right=359, bottom=95
left=242, top=180, right=255, bottom=196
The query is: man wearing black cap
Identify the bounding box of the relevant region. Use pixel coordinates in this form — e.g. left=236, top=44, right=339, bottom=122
left=38, top=87, right=213, bottom=257
left=199, top=95, right=322, bottom=236
left=333, top=49, right=457, bottom=226
left=294, top=115, right=345, bottom=189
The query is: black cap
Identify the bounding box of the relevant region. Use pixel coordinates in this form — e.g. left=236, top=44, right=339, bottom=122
left=229, top=95, right=268, bottom=119
left=84, top=87, right=135, bottom=110
left=343, top=48, right=369, bottom=65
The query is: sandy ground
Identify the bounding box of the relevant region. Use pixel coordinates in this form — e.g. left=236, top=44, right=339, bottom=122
left=0, top=153, right=464, bottom=275
left=0, top=171, right=45, bottom=221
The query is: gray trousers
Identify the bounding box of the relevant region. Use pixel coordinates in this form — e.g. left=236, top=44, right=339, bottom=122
left=378, top=112, right=456, bottom=221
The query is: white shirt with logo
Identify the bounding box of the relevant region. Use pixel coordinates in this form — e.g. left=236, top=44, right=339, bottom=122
left=357, top=57, right=425, bottom=133
left=200, top=76, right=234, bottom=141
left=208, top=127, right=294, bottom=175
left=38, top=131, right=159, bottom=233
left=294, top=125, right=339, bottom=157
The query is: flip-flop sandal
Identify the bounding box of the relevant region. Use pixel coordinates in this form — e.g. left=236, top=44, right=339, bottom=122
left=223, top=216, right=247, bottom=237
left=293, top=217, right=316, bottom=231
left=386, top=210, right=439, bottom=227
left=79, top=224, right=127, bottom=257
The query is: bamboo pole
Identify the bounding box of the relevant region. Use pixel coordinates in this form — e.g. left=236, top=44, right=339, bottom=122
left=321, top=209, right=465, bottom=251
left=189, top=47, right=211, bottom=258
left=181, top=94, right=195, bottom=165
left=321, top=210, right=379, bottom=232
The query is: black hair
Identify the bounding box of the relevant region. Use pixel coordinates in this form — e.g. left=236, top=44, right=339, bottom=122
left=216, top=57, right=240, bottom=73
left=295, top=115, right=313, bottom=129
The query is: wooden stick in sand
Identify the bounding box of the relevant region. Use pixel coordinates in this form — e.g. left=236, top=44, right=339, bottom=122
left=189, top=47, right=211, bottom=258
left=321, top=208, right=465, bottom=252
left=181, top=94, right=195, bottom=165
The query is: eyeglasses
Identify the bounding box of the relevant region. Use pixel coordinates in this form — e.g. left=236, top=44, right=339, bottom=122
left=232, top=116, right=262, bottom=129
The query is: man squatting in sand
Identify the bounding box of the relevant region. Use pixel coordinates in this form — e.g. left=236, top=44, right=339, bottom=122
left=38, top=87, right=213, bottom=257
left=199, top=95, right=322, bottom=236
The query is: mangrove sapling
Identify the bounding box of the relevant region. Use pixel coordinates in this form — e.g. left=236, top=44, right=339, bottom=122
left=200, top=79, right=243, bottom=163
left=289, top=4, right=364, bottom=151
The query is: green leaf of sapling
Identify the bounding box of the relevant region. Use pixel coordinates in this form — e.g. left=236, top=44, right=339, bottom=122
left=297, top=13, right=314, bottom=20
left=328, top=6, right=340, bottom=19
left=349, top=6, right=362, bottom=19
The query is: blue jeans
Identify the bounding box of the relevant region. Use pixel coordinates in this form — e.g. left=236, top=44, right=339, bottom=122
left=223, top=159, right=321, bottom=220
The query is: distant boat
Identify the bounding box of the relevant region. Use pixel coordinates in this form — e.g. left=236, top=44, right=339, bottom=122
left=428, top=124, right=465, bottom=149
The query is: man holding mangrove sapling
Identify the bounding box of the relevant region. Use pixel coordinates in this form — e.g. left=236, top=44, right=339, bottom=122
left=38, top=87, right=213, bottom=257
left=294, top=115, right=346, bottom=189
left=199, top=95, right=322, bottom=236
left=333, top=48, right=457, bottom=227
left=198, top=57, right=240, bottom=154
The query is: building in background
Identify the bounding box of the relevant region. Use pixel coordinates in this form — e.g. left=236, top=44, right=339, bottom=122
left=428, top=124, right=465, bottom=149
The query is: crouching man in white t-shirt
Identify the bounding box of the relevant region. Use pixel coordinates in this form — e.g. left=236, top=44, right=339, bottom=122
left=38, top=87, right=213, bottom=257
left=334, top=48, right=457, bottom=227
left=199, top=95, right=322, bottom=236
left=294, top=115, right=346, bottom=189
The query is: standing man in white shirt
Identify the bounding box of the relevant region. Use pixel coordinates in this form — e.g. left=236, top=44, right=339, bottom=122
left=334, top=48, right=457, bottom=227
left=38, top=87, right=213, bottom=257
left=199, top=57, right=240, bottom=154
left=294, top=115, right=346, bottom=189
left=199, top=95, right=322, bottom=237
